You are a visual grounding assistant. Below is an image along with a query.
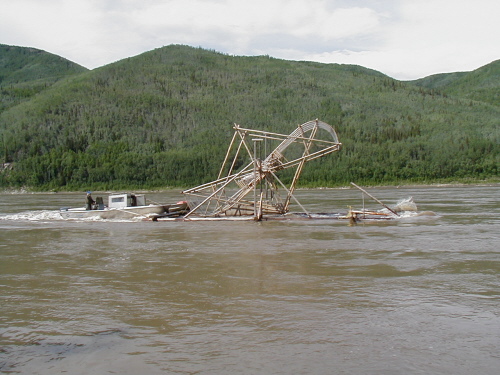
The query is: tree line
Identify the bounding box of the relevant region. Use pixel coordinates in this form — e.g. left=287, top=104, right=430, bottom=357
left=1, top=45, right=498, bottom=190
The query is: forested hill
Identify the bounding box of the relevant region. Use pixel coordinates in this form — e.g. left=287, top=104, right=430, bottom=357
left=0, top=44, right=88, bottom=113
left=0, top=44, right=498, bottom=190
left=410, top=59, right=500, bottom=106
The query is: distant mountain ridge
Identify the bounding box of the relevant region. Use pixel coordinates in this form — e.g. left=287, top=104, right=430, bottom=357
left=0, top=44, right=498, bottom=189
left=410, top=59, right=500, bottom=106
left=0, top=44, right=88, bottom=113
left=0, top=44, right=87, bottom=84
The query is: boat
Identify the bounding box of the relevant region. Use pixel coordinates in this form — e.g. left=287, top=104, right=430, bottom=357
left=59, top=193, right=189, bottom=220
left=59, top=120, right=421, bottom=223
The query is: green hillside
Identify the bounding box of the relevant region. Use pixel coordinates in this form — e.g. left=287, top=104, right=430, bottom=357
left=410, top=60, right=500, bottom=106
left=0, top=44, right=88, bottom=113
left=0, top=45, right=498, bottom=190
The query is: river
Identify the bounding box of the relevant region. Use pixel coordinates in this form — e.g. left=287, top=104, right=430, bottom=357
left=1, top=185, right=499, bottom=374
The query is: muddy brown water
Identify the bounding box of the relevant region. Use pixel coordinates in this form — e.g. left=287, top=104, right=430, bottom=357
left=1, top=185, right=499, bottom=374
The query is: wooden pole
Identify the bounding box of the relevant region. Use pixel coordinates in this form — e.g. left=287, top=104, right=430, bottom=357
left=350, top=182, right=399, bottom=216
left=253, top=138, right=263, bottom=219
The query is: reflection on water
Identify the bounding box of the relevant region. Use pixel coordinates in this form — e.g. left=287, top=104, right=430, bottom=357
left=1, top=185, right=499, bottom=374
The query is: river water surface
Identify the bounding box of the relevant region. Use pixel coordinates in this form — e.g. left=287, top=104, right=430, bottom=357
left=1, top=185, right=499, bottom=374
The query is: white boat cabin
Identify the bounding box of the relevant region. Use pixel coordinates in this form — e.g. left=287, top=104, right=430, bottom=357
left=108, top=193, right=146, bottom=209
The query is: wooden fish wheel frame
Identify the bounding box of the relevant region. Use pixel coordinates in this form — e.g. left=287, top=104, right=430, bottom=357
left=182, top=119, right=342, bottom=219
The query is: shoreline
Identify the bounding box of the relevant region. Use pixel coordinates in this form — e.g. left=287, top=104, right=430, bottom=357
left=2, top=180, right=499, bottom=194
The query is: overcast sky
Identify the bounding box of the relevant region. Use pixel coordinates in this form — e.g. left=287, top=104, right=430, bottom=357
left=1, top=0, right=499, bottom=80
